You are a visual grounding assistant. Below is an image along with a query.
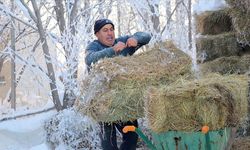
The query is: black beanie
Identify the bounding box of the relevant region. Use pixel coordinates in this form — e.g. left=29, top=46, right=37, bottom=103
left=94, top=19, right=114, bottom=34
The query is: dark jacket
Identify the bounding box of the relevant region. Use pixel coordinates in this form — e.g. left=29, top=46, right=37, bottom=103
left=85, top=32, right=151, bottom=70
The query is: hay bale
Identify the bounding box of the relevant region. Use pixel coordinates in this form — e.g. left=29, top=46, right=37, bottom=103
left=145, top=74, right=248, bottom=133
left=77, top=42, right=193, bottom=123
left=232, top=137, right=250, bottom=150
left=200, top=54, right=250, bottom=75
left=225, top=0, right=250, bottom=46
left=196, top=32, right=240, bottom=63
left=195, top=9, right=233, bottom=35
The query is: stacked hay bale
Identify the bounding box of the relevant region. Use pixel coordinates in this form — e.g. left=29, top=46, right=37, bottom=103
left=232, top=137, right=250, bottom=150
left=196, top=9, right=232, bottom=35
left=194, top=1, right=250, bottom=148
left=144, top=73, right=249, bottom=133
left=200, top=55, right=250, bottom=75
left=195, top=2, right=250, bottom=75
left=196, top=32, right=239, bottom=62
left=77, top=42, right=193, bottom=123
left=195, top=9, right=240, bottom=63
left=225, top=0, right=250, bottom=46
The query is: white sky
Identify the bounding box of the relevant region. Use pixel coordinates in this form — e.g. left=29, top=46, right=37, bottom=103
left=193, top=0, right=227, bottom=14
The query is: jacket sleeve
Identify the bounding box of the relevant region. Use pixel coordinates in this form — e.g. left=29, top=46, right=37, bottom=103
left=118, top=32, right=151, bottom=56
left=132, top=32, right=151, bottom=46
left=85, top=42, right=116, bottom=67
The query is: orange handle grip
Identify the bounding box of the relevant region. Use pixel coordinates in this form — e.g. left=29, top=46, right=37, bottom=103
left=122, top=125, right=136, bottom=133
left=202, top=125, right=209, bottom=134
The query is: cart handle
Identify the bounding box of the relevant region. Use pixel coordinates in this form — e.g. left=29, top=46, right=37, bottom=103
left=122, top=125, right=157, bottom=150
left=123, top=125, right=136, bottom=133
left=202, top=125, right=209, bottom=134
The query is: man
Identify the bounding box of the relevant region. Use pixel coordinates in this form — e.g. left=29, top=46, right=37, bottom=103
left=85, top=18, right=151, bottom=150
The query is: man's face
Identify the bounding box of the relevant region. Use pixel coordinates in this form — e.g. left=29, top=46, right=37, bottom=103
left=95, top=24, right=115, bottom=47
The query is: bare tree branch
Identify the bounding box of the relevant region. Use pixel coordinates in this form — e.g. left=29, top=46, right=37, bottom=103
left=0, top=21, right=10, bottom=36
left=0, top=5, right=37, bottom=30
left=0, top=106, right=55, bottom=122
left=4, top=45, right=48, bottom=103
left=19, top=0, right=37, bottom=23
left=161, top=0, right=183, bottom=34
left=16, top=38, right=40, bottom=86
left=106, top=0, right=113, bottom=18
left=98, top=0, right=104, bottom=18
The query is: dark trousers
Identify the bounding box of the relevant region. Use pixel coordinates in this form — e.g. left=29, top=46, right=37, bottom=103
left=99, top=120, right=138, bottom=150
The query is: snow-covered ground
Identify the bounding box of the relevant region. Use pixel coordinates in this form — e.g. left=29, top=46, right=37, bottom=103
left=0, top=110, right=56, bottom=150
left=0, top=106, right=103, bottom=150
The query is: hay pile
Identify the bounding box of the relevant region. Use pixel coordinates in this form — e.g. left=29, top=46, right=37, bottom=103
left=225, top=0, right=250, bottom=46
left=144, top=73, right=248, bottom=133
left=196, top=32, right=240, bottom=63
left=200, top=54, right=250, bottom=75
left=195, top=9, right=232, bottom=35
left=232, top=137, right=250, bottom=150
left=77, top=42, right=192, bottom=123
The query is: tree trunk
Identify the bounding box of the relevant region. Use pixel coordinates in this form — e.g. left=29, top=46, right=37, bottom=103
left=149, top=3, right=160, bottom=33
left=84, top=0, right=91, bottom=33
left=54, top=0, right=66, bottom=37
left=105, top=0, right=113, bottom=18
left=117, top=1, right=121, bottom=36
left=54, top=0, right=79, bottom=109
left=31, top=0, right=62, bottom=111
left=10, top=0, right=16, bottom=110
left=166, top=0, right=171, bottom=19
left=188, top=0, right=192, bottom=50
left=147, top=0, right=160, bottom=41
left=69, top=0, right=78, bottom=35
left=0, top=106, right=55, bottom=122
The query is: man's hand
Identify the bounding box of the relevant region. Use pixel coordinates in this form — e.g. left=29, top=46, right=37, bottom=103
left=113, top=41, right=126, bottom=53
left=126, top=37, right=138, bottom=47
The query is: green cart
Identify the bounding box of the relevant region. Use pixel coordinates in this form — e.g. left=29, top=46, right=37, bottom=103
left=123, top=126, right=232, bottom=150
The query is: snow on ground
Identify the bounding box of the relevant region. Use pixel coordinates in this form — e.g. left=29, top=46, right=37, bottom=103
left=0, top=110, right=56, bottom=150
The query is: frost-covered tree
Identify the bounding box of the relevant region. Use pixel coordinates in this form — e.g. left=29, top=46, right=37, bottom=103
left=0, top=0, right=200, bottom=148
left=44, top=108, right=101, bottom=149
left=0, top=0, right=196, bottom=113
left=0, top=0, right=105, bottom=111
left=0, top=14, right=10, bottom=76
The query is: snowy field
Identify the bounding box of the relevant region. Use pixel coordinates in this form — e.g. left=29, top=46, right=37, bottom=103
left=0, top=110, right=56, bottom=150
left=0, top=109, right=148, bottom=150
